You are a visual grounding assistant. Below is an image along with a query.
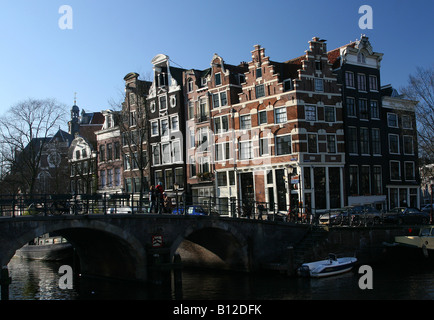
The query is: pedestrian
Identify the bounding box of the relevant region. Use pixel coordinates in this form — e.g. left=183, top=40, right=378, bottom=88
left=163, top=193, right=172, bottom=213
left=149, top=185, right=156, bottom=213
left=257, top=203, right=265, bottom=220
left=155, top=182, right=164, bottom=214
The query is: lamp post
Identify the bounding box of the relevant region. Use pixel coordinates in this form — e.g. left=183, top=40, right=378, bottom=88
left=174, top=183, right=179, bottom=214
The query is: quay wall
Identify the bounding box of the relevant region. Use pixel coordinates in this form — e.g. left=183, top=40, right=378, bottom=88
left=302, top=225, right=419, bottom=265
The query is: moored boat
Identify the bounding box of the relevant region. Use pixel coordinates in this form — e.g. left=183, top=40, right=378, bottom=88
left=14, top=235, right=73, bottom=261
left=298, top=254, right=357, bottom=278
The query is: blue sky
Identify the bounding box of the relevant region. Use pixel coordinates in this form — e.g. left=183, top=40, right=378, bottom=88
left=0, top=0, right=433, bottom=119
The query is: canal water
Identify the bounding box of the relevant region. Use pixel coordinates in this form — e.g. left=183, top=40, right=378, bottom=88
left=5, top=255, right=434, bottom=301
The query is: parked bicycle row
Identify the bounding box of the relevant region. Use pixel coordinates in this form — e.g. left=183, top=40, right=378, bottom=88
left=0, top=193, right=431, bottom=226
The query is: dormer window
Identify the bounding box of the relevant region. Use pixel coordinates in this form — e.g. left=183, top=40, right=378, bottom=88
left=256, top=68, right=262, bottom=78
left=357, top=52, right=366, bottom=64
left=158, top=73, right=167, bottom=87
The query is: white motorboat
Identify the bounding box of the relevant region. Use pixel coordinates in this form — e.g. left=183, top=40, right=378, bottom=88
left=298, top=254, right=357, bottom=278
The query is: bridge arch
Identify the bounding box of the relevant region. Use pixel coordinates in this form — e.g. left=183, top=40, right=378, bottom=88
left=4, top=219, right=147, bottom=282
left=170, top=220, right=250, bottom=271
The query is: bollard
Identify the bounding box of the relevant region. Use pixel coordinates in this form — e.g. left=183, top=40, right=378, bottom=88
left=1, top=266, right=11, bottom=300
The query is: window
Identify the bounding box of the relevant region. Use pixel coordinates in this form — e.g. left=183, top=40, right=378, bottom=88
left=107, top=169, right=113, bottom=187
left=240, top=115, right=251, bottom=130
left=129, top=111, right=137, bottom=127
left=100, top=170, right=106, bottom=188
left=175, top=168, right=184, bottom=188
left=405, top=162, right=415, bottom=181
left=215, top=73, right=221, bottom=86
left=189, top=156, right=196, bottom=177
left=359, top=99, right=368, bottom=120
left=387, top=113, right=398, bottom=127
left=357, top=52, right=366, bottom=64
left=402, top=115, right=412, bottom=129
left=199, top=157, right=210, bottom=174
left=212, top=92, right=227, bottom=108
left=403, top=136, right=414, bottom=155
left=198, top=127, right=208, bottom=148
left=154, top=171, right=163, bottom=187
left=276, top=135, right=291, bottom=155
left=274, top=107, right=287, bottom=124
left=99, top=145, right=105, bottom=162
left=114, top=141, right=120, bottom=160
left=239, top=141, right=253, bottom=160
left=345, top=72, right=355, bottom=87
left=220, top=92, right=227, bottom=106
left=171, top=116, right=179, bottom=131
left=308, top=134, right=317, bottom=153
left=258, top=111, right=267, bottom=125
left=360, top=166, right=370, bottom=195
left=357, top=74, right=366, bottom=91
left=212, top=93, right=220, bottom=108
left=360, top=127, right=370, bottom=154
left=172, top=140, right=181, bottom=162
left=349, top=166, right=359, bottom=195
left=283, top=79, right=292, bottom=91
left=315, top=78, right=324, bottom=92
left=124, top=178, right=132, bottom=193
left=346, top=97, right=356, bottom=117
left=217, top=172, right=227, bottom=187
left=260, top=137, right=269, bottom=156
left=152, top=145, right=160, bottom=165
left=305, top=105, right=316, bottom=121
left=369, top=75, right=378, bottom=91
left=165, top=169, right=173, bottom=190
left=256, top=68, right=262, bottom=78
left=150, top=101, right=156, bottom=113
left=187, top=79, right=194, bottom=92
left=215, top=144, right=223, bottom=161
left=370, top=100, right=379, bottom=119
left=159, top=95, right=167, bottom=110
left=315, top=61, right=322, bottom=71
left=161, top=119, right=169, bottom=136
left=214, top=116, right=229, bottom=134
left=106, top=143, right=113, bottom=161
left=188, top=100, right=194, bottom=119
left=372, top=166, right=382, bottom=195
left=198, top=98, right=208, bottom=121
left=255, top=84, right=265, bottom=98
left=115, top=168, right=121, bottom=186
left=389, top=134, right=400, bottom=154
left=348, top=127, right=358, bottom=154
left=162, top=143, right=171, bottom=164
left=390, top=161, right=401, bottom=180
left=124, top=154, right=131, bottom=170
left=326, top=135, right=336, bottom=153
left=371, top=128, right=381, bottom=155
left=325, top=106, right=335, bottom=122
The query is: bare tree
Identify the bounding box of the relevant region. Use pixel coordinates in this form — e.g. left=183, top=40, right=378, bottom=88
left=0, top=98, right=68, bottom=194
left=401, top=66, right=434, bottom=163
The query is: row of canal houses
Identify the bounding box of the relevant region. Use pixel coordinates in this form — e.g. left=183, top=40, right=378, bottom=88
left=67, top=36, right=420, bottom=215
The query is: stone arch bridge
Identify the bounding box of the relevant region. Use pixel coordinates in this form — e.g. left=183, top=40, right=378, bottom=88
left=0, top=214, right=311, bottom=282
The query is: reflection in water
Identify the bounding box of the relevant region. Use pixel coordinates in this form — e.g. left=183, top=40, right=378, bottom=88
left=6, top=257, right=434, bottom=300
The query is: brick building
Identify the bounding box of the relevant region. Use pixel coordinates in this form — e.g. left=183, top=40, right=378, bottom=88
left=212, top=38, right=344, bottom=215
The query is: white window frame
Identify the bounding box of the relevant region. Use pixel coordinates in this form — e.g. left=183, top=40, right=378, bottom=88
left=305, top=105, right=317, bottom=121
left=172, top=140, right=182, bottom=163
left=161, top=142, right=171, bottom=164
left=387, top=113, right=398, bottom=128
left=404, top=161, right=415, bottom=181
left=314, top=78, right=324, bottom=92
left=388, top=134, right=400, bottom=154
left=403, top=135, right=414, bottom=155
left=239, top=141, right=253, bottom=160
left=170, top=115, right=179, bottom=132
left=151, top=120, right=159, bottom=137
left=390, top=160, right=401, bottom=181
left=274, top=107, right=287, bottom=124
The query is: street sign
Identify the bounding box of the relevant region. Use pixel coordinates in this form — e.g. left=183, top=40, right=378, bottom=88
left=152, top=235, right=163, bottom=247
